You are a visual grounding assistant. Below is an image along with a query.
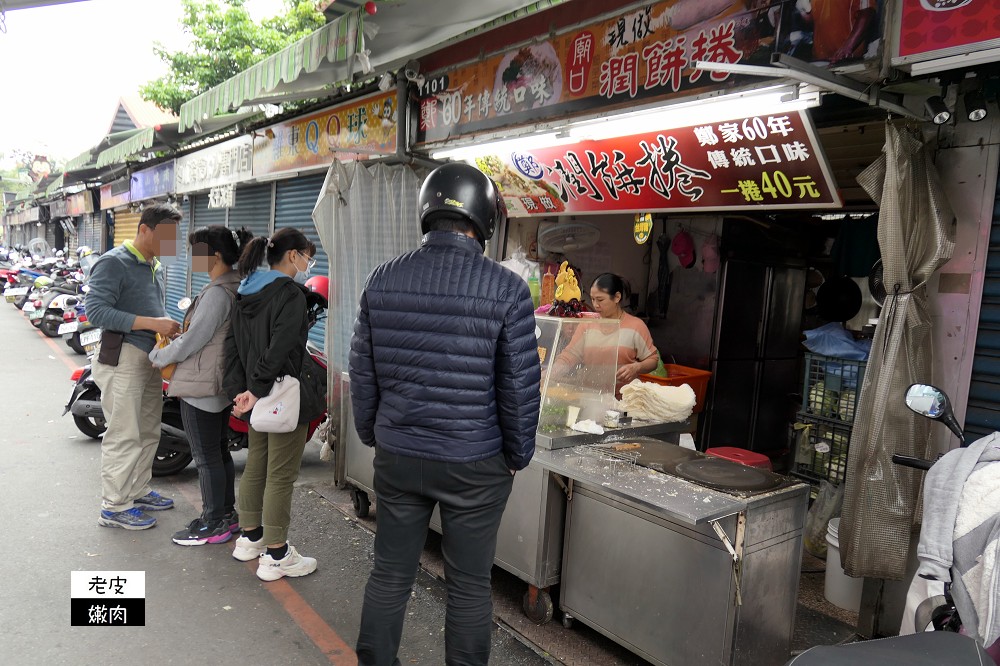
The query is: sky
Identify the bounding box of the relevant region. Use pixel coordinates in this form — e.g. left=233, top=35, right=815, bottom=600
left=0, top=0, right=287, bottom=164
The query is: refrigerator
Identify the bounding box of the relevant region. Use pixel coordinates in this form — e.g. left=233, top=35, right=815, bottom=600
left=702, top=260, right=806, bottom=455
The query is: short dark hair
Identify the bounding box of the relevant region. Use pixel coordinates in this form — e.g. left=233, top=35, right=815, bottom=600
left=139, top=203, right=182, bottom=229
left=425, top=213, right=477, bottom=237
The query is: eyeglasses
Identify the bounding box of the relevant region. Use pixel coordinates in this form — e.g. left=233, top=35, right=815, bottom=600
left=299, top=252, right=317, bottom=270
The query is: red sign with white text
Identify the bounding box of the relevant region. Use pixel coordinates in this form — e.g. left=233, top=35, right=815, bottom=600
left=471, top=111, right=840, bottom=216
left=896, top=0, right=1000, bottom=60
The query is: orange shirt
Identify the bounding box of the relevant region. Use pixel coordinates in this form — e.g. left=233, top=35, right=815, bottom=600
left=811, top=0, right=875, bottom=61
left=556, top=313, right=658, bottom=395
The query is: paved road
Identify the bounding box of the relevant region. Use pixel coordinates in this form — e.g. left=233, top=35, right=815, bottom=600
left=0, top=302, right=548, bottom=666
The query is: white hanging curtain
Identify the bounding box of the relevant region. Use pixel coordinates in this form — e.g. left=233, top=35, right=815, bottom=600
left=312, top=159, right=426, bottom=477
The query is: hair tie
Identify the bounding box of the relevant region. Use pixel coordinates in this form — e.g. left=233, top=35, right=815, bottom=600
left=266, top=237, right=274, bottom=248
left=231, top=229, right=239, bottom=244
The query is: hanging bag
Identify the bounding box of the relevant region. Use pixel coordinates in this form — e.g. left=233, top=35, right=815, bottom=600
left=250, top=375, right=301, bottom=433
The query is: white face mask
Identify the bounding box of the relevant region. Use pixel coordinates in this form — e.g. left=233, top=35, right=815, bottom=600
left=293, top=252, right=311, bottom=284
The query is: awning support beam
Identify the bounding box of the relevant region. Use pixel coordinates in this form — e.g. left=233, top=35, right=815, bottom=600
left=694, top=54, right=920, bottom=120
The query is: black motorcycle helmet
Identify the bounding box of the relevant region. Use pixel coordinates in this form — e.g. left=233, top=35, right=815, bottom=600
left=418, top=163, right=507, bottom=246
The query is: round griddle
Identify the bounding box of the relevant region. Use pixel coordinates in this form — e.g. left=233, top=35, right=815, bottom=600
left=673, top=458, right=782, bottom=492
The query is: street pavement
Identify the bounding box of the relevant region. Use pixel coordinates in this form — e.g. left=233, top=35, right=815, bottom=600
left=0, top=302, right=549, bottom=666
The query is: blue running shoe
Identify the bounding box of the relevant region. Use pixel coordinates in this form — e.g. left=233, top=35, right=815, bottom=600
left=98, top=507, right=156, bottom=530
left=134, top=491, right=174, bottom=511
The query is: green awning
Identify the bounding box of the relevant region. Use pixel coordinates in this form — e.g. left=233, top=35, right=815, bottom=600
left=179, top=8, right=367, bottom=132
left=45, top=174, right=65, bottom=196
left=66, top=149, right=96, bottom=172
left=96, top=127, right=155, bottom=168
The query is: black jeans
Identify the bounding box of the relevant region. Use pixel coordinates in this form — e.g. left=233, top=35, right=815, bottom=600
left=356, top=447, right=514, bottom=666
left=179, top=400, right=235, bottom=522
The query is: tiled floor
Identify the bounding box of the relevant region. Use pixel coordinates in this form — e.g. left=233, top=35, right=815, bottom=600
left=321, top=485, right=860, bottom=665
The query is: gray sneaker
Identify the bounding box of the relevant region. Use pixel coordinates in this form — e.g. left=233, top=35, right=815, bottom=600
left=134, top=491, right=174, bottom=511
left=98, top=507, right=156, bottom=530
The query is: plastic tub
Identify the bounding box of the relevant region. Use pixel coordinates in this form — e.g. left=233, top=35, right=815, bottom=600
left=824, top=517, right=863, bottom=612
left=639, top=364, right=712, bottom=413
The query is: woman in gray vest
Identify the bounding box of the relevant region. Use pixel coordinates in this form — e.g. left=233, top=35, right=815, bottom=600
left=149, top=225, right=253, bottom=546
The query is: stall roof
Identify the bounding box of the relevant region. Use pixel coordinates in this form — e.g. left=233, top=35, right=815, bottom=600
left=95, top=111, right=259, bottom=168
left=179, top=0, right=567, bottom=132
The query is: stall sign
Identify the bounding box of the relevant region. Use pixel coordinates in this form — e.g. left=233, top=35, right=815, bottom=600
left=471, top=110, right=840, bottom=217
left=253, top=90, right=398, bottom=177
left=634, top=213, right=653, bottom=244
left=893, top=0, right=999, bottom=64
left=49, top=199, right=69, bottom=219
left=176, top=135, right=253, bottom=194
left=416, top=1, right=883, bottom=145
left=99, top=183, right=130, bottom=211
left=23, top=206, right=42, bottom=222
left=67, top=191, right=95, bottom=216
left=131, top=161, right=176, bottom=201
left=208, top=184, right=235, bottom=209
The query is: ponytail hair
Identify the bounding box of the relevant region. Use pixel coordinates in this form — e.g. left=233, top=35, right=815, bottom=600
left=188, top=225, right=253, bottom=266
left=591, top=272, right=630, bottom=303
left=237, top=227, right=316, bottom=278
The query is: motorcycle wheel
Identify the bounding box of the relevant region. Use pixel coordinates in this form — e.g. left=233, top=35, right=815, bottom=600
left=30, top=315, right=42, bottom=328
left=40, top=317, right=61, bottom=338
left=67, top=332, right=86, bottom=355
left=14, top=294, right=28, bottom=309
left=73, top=388, right=107, bottom=439
left=152, top=402, right=192, bottom=476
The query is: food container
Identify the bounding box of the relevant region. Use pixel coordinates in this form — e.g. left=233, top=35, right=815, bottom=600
left=639, top=364, right=712, bottom=413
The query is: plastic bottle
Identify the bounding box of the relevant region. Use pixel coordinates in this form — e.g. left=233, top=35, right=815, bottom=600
left=527, top=276, right=540, bottom=308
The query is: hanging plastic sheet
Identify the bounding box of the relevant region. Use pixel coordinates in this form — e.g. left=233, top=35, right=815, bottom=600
left=839, top=124, right=956, bottom=579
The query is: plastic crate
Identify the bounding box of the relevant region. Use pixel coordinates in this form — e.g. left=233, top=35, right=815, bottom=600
left=792, top=414, right=851, bottom=484
left=639, top=364, right=712, bottom=413
left=801, top=353, right=867, bottom=424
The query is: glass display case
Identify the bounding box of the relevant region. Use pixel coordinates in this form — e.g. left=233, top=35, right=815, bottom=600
left=535, top=314, right=620, bottom=437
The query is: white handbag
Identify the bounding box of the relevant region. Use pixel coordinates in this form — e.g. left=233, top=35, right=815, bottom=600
left=250, top=375, right=301, bottom=433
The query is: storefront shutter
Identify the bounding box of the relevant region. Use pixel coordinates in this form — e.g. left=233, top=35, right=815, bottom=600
left=188, top=194, right=228, bottom=298
left=274, top=174, right=328, bottom=349
left=44, top=221, right=57, bottom=251
left=966, top=169, right=1000, bottom=441
left=65, top=219, right=78, bottom=255
left=80, top=213, right=102, bottom=252
left=112, top=210, right=140, bottom=248
left=228, top=184, right=273, bottom=242
left=164, top=200, right=192, bottom=322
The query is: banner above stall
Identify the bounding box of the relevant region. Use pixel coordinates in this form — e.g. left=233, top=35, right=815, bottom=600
left=253, top=90, right=398, bottom=178
left=176, top=135, right=253, bottom=195
left=471, top=110, right=840, bottom=216
left=416, top=0, right=883, bottom=145
left=892, top=0, right=1000, bottom=71
left=131, top=161, right=176, bottom=201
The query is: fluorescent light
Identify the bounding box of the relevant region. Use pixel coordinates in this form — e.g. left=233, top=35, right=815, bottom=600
left=430, top=132, right=575, bottom=161
left=568, top=86, right=821, bottom=142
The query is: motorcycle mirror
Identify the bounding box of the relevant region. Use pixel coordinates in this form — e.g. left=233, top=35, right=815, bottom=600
left=905, top=383, right=967, bottom=446
left=177, top=297, right=192, bottom=311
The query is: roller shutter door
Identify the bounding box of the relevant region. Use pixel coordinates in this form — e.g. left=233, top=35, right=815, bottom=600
left=164, top=200, right=192, bottom=322
left=65, top=218, right=79, bottom=255
left=44, top=221, right=57, bottom=251
left=188, top=195, right=227, bottom=298
left=966, top=168, right=1000, bottom=442
left=112, top=210, right=140, bottom=248
left=228, top=184, right=273, bottom=242
left=274, top=174, right=328, bottom=349
left=79, top=213, right=102, bottom=251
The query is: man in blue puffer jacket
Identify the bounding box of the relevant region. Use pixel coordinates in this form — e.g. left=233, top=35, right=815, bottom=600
left=350, top=163, right=541, bottom=666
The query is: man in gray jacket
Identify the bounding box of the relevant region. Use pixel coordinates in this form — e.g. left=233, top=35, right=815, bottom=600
left=86, top=203, right=182, bottom=530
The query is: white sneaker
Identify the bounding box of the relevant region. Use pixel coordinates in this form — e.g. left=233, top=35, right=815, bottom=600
left=232, top=535, right=266, bottom=561
left=256, top=545, right=317, bottom=582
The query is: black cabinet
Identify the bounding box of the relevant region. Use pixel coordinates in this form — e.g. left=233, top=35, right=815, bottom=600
left=702, top=260, right=805, bottom=454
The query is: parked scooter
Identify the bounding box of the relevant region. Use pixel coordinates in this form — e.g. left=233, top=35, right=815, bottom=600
left=785, top=384, right=998, bottom=665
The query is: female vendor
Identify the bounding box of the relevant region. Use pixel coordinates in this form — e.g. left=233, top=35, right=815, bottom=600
left=554, top=272, right=660, bottom=397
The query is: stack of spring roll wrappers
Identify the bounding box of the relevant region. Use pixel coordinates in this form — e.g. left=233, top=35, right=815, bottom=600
left=619, top=379, right=696, bottom=422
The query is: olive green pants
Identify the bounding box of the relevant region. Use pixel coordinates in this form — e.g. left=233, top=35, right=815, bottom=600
left=238, top=423, right=308, bottom=545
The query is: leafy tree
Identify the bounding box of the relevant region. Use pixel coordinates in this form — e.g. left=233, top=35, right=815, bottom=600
left=141, top=0, right=326, bottom=114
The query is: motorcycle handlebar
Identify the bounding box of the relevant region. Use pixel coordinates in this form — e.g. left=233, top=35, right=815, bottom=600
left=891, top=454, right=935, bottom=471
